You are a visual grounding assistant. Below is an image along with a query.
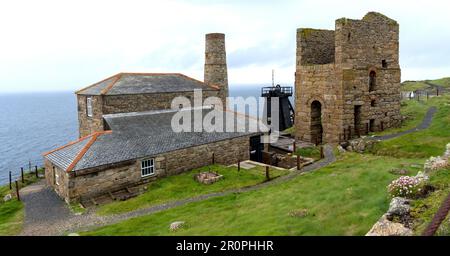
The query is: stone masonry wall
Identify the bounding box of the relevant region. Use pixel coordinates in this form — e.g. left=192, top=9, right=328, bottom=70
left=77, top=95, right=104, bottom=138
left=204, top=33, right=229, bottom=105
left=295, top=64, right=344, bottom=144
left=297, top=29, right=335, bottom=65
left=44, top=159, right=70, bottom=202
left=77, top=90, right=219, bottom=138
left=295, top=12, right=401, bottom=144
left=48, top=135, right=253, bottom=203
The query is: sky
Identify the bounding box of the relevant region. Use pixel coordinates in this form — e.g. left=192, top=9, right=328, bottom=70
left=0, top=0, right=449, bottom=93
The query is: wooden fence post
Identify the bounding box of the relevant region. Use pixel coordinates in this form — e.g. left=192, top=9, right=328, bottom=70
left=265, top=165, right=270, bottom=181
left=212, top=153, right=215, bottom=165
left=293, top=141, right=296, bottom=153
left=21, top=167, right=24, bottom=183
left=297, top=155, right=300, bottom=171
left=35, top=166, right=38, bottom=178
left=9, top=171, right=12, bottom=190
left=437, top=88, right=439, bottom=96
left=237, top=161, right=240, bottom=172
left=15, top=181, right=20, bottom=201
left=427, top=91, right=429, bottom=100
left=29, top=161, right=31, bottom=173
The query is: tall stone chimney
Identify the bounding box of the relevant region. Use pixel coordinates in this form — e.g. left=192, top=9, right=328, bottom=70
left=204, top=33, right=228, bottom=105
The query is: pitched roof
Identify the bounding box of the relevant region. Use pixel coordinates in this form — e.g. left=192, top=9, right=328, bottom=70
left=43, top=131, right=112, bottom=172
left=75, top=73, right=219, bottom=95
left=44, top=108, right=264, bottom=172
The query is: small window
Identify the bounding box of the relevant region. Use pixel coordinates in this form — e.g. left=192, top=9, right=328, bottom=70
left=54, top=168, right=60, bottom=186
left=86, top=96, right=93, bottom=117
left=141, top=159, right=155, bottom=177
left=369, top=71, right=376, bottom=92
left=382, top=60, right=388, bottom=68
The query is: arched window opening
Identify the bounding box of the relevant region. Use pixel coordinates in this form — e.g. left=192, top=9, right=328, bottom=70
left=369, top=71, right=376, bottom=92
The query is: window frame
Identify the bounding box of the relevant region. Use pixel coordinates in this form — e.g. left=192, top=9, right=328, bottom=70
left=141, top=158, right=155, bottom=178
left=86, top=96, right=93, bottom=117
left=54, top=167, right=60, bottom=186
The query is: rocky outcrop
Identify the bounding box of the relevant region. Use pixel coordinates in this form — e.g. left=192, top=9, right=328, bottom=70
left=3, top=194, right=12, bottom=202
left=340, top=138, right=377, bottom=153
left=424, top=143, right=450, bottom=172
left=366, top=214, right=413, bottom=236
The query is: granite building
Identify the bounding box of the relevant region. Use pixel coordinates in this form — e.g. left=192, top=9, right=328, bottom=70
left=43, top=33, right=264, bottom=204
left=295, top=12, right=402, bottom=144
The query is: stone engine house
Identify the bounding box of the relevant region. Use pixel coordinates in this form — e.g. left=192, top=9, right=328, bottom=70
left=43, top=33, right=264, bottom=204
left=295, top=12, right=401, bottom=144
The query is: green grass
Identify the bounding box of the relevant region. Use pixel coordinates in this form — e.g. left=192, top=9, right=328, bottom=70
left=370, top=99, right=428, bottom=136
left=97, top=164, right=289, bottom=216
left=402, top=81, right=429, bottom=92
left=371, top=95, right=450, bottom=158
left=84, top=153, right=422, bottom=236
left=0, top=169, right=44, bottom=236
left=430, top=77, right=450, bottom=88
left=295, top=146, right=321, bottom=160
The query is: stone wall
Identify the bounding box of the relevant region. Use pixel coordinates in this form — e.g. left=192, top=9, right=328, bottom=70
left=295, top=12, right=401, bottom=144
left=295, top=64, right=344, bottom=144
left=77, top=95, right=104, bottom=138
left=47, top=135, right=253, bottom=203
left=44, top=159, right=70, bottom=202
left=77, top=90, right=219, bottom=138
left=297, top=29, right=335, bottom=65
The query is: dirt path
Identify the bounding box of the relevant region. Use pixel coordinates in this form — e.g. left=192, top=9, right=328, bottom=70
left=368, top=106, right=436, bottom=141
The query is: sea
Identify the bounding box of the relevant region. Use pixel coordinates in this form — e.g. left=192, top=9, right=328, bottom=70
left=0, top=84, right=294, bottom=185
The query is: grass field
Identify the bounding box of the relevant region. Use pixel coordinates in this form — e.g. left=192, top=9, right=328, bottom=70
left=0, top=169, right=43, bottom=236
left=97, top=164, right=289, bottom=215
left=401, top=77, right=450, bottom=92
left=85, top=153, right=423, bottom=236
left=82, top=95, right=450, bottom=236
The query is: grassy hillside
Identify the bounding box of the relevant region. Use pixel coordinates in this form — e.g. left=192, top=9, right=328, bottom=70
left=402, top=77, right=450, bottom=92
left=85, top=154, right=422, bottom=236
left=82, top=95, right=450, bottom=236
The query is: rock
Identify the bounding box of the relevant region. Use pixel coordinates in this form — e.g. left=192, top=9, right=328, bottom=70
left=68, top=233, right=80, bottom=236
left=366, top=214, right=413, bottom=236
left=424, top=156, right=449, bottom=172
left=170, top=221, right=185, bottom=231
left=337, top=145, right=346, bottom=153
left=387, top=197, right=410, bottom=217
left=415, top=171, right=429, bottom=182
left=3, top=194, right=12, bottom=202
left=288, top=209, right=309, bottom=218
left=389, top=168, right=409, bottom=175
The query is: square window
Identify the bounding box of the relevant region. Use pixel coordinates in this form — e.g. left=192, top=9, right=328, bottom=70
left=141, top=159, right=155, bottom=177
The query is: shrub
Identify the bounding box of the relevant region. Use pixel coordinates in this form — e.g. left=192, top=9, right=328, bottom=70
left=387, top=176, right=425, bottom=198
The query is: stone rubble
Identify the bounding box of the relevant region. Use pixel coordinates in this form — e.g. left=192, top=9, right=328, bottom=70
left=170, top=221, right=185, bottom=231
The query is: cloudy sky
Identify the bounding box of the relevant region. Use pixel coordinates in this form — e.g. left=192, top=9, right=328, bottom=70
left=0, top=0, right=449, bottom=93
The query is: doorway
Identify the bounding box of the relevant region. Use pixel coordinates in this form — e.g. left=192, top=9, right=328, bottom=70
left=354, top=105, right=362, bottom=136
left=249, top=135, right=263, bottom=162
left=310, top=101, right=323, bottom=145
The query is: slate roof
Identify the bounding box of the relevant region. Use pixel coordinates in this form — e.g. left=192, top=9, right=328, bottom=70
left=75, top=73, right=219, bottom=95
left=44, top=107, right=264, bottom=172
